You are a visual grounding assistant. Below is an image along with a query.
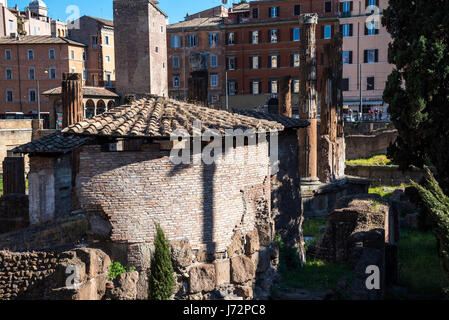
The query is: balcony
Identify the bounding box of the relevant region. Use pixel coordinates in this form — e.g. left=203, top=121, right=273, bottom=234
left=341, top=11, right=352, bottom=18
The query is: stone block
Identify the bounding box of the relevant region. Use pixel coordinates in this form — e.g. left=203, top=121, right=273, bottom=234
left=171, top=240, right=194, bottom=270
left=231, top=255, right=255, bottom=284
left=214, top=259, right=230, bottom=287
left=189, top=264, right=216, bottom=294
left=245, top=229, right=260, bottom=256
left=227, top=230, right=244, bottom=258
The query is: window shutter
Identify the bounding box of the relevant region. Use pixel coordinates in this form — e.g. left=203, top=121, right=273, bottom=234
left=234, top=32, right=238, bottom=44
left=365, top=24, right=368, bottom=35
left=235, top=81, right=238, bottom=93
left=290, top=54, right=293, bottom=67
left=290, top=28, right=293, bottom=41
left=268, top=7, right=271, bottom=17
left=349, top=51, right=353, bottom=64
left=250, top=82, right=253, bottom=94
left=375, top=49, right=379, bottom=62
left=349, top=24, right=353, bottom=36
left=365, top=0, right=368, bottom=8
left=321, top=26, right=325, bottom=39
left=258, top=56, right=261, bottom=68
left=249, top=57, right=253, bottom=69
left=350, top=1, right=354, bottom=11
left=376, top=0, right=379, bottom=6
left=268, top=56, right=271, bottom=68
left=235, top=57, right=238, bottom=69
left=277, top=55, right=281, bottom=68
left=277, top=29, right=280, bottom=42
left=339, top=2, right=343, bottom=13
left=268, top=30, right=271, bottom=42
left=364, top=50, right=368, bottom=63
left=277, top=7, right=280, bottom=17
left=249, top=31, right=252, bottom=43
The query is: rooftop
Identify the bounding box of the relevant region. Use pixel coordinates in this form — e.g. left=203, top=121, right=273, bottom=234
left=62, top=96, right=308, bottom=138
left=232, top=109, right=310, bottom=129
left=83, top=15, right=114, bottom=27
left=12, top=131, right=93, bottom=155
left=0, top=35, right=86, bottom=47
left=43, top=86, right=119, bottom=98
left=168, top=16, right=224, bottom=30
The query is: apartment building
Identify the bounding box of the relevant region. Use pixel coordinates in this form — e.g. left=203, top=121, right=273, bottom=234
left=0, top=0, right=17, bottom=38
left=0, top=36, right=86, bottom=122
left=167, top=0, right=341, bottom=111
left=68, top=16, right=115, bottom=88
left=339, top=0, right=393, bottom=118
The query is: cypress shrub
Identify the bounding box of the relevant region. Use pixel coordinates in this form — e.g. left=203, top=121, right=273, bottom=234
left=148, top=223, right=175, bottom=300
left=411, top=168, right=449, bottom=285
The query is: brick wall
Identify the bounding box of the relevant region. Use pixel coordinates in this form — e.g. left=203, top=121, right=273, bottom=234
left=77, top=141, right=270, bottom=255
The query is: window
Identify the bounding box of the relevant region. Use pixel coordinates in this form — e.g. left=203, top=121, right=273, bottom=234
left=105, top=56, right=111, bottom=63
left=210, top=74, right=218, bottom=87
left=91, top=36, right=98, bottom=48
left=28, top=67, right=35, bottom=80
left=71, top=67, right=76, bottom=73
left=251, top=31, right=259, bottom=44
left=251, top=56, right=260, bottom=69
left=269, top=7, right=280, bottom=18
left=294, top=4, right=301, bottom=16
left=210, top=55, right=217, bottom=68
left=173, top=56, right=180, bottom=69
left=270, top=80, right=278, bottom=94
left=83, top=51, right=87, bottom=61
left=29, top=89, right=36, bottom=102
left=368, top=0, right=376, bottom=6
left=342, top=78, right=349, bottom=91
left=270, top=30, right=278, bottom=43
left=293, top=28, right=300, bottom=41
left=270, top=55, right=279, bottom=68
left=49, top=49, right=55, bottom=60
left=171, top=35, right=181, bottom=48
left=343, top=51, right=353, bottom=64
left=83, top=69, right=87, bottom=80
left=292, top=53, right=300, bottom=67
left=9, top=20, right=13, bottom=33
left=342, top=24, right=353, bottom=37
left=252, top=8, right=259, bottom=19
left=106, top=74, right=112, bottom=86
left=187, top=34, right=198, bottom=47
left=323, top=25, right=332, bottom=39
left=365, top=21, right=379, bottom=35
left=208, top=33, right=219, bottom=47
left=6, top=90, right=13, bottom=102
left=49, top=67, right=56, bottom=79
left=5, top=68, right=12, bottom=80
left=228, top=32, right=235, bottom=45
left=251, top=81, right=260, bottom=95
left=364, top=49, right=379, bottom=63
left=173, top=75, right=180, bottom=88
left=342, top=1, right=352, bottom=15
left=71, top=50, right=75, bottom=60
left=293, top=80, right=300, bottom=93
left=227, top=57, right=236, bottom=70
left=367, top=77, right=375, bottom=91
left=155, top=46, right=158, bottom=53
left=325, top=1, right=332, bottom=13
left=105, top=35, right=110, bottom=45
left=27, top=49, right=34, bottom=60
left=228, top=81, right=237, bottom=95
left=5, top=50, right=11, bottom=60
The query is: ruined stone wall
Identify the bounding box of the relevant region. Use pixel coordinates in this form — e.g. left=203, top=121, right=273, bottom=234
left=345, top=130, right=398, bottom=160
left=0, top=120, right=34, bottom=173
left=0, top=194, right=29, bottom=234
left=345, top=165, right=427, bottom=187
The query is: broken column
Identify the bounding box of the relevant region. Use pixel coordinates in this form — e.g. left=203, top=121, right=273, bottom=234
left=62, top=73, right=83, bottom=129
left=278, top=76, right=292, bottom=118
left=298, top=14, right=320, bottom=185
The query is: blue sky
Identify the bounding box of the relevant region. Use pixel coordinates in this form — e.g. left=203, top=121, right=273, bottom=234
left=9, top=0, right=237, bottom=24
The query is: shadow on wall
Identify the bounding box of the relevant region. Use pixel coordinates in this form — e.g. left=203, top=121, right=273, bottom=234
left=345, top=130, right=398, bottom=160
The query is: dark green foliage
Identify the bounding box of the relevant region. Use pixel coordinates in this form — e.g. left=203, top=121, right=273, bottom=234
left=148, top=223, right=175, bottom=300
left=275, top=235, right=300, bottom=272
left=383, top=0, right=449, bottom=194
left=411, top=169, right=449, bottom=291
left=107, top=262, right=136, bottom=280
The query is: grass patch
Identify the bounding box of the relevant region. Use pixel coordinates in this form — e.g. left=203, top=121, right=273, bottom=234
left=346, top=154, right=393, bottom=166
left=276, top=235, right=352, bottom=292
left=368, top=184, right=410, bottom=199
left=397, top=229, right=448, bottom=298
left=303, top=219, right=327, bottom=237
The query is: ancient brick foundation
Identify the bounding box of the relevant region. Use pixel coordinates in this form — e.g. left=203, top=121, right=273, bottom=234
left=0, top=194, right=29, bottom=234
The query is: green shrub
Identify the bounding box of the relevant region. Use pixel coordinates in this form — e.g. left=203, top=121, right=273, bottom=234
left=411, top=168, right=449, bottom=292
left=148, top=223, right=175, bottom=300
left=108, top=262, right=127, bottom=280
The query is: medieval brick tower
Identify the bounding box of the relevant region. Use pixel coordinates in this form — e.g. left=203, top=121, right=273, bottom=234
left=113, top=0, right=168, bottom=98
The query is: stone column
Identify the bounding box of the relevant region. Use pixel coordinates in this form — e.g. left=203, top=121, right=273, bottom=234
left=62, top=73, right=83, bottom=129
left=298, top=14, right=320, bottom=185
left=2, top=156, right=25, bottom=195
left=278, top=76, right=292, bottom=117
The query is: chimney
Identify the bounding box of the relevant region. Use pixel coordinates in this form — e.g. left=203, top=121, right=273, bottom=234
left=62, top=73, right=83, bottom=128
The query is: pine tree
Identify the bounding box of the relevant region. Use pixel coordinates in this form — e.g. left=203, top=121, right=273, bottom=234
left=148, top=223, right=175, bottom=300
left=383, top=0, right=449, bottom=193
left=411, top=169, right=449, bottom=284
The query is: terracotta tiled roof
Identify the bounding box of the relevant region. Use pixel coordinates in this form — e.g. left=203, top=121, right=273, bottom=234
left=0, top=35, right=86, bottom=47
left=168, top=17, right=224, bottom=29
left=62, top=97, right=301, bottom=138
left=12, top=131, right=93, bottom=155
left=42, top=86, right=119, bottom=98
left=232, top=109, right=310, bottom=129
left=83, top=15, right=114, bottom=27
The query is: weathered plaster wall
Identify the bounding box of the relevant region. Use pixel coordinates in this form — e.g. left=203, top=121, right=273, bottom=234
left=345, top=130, right=398, bottom=160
